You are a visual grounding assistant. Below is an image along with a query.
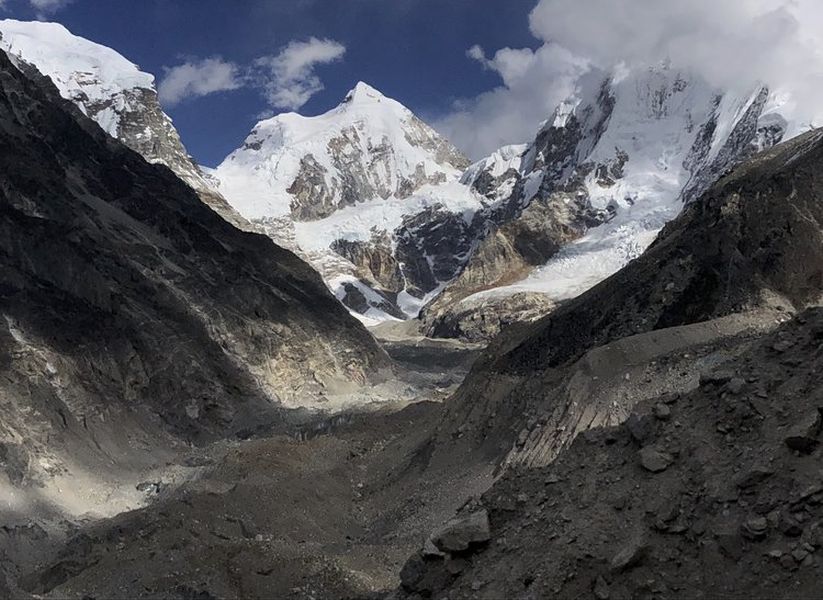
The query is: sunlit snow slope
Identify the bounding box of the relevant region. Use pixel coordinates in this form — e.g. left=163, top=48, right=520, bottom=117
left=450, top=65, right=804, bottom=312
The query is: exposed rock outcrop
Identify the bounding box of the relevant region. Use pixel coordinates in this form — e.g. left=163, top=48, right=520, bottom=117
left=425, top=292, right=555, bottom=343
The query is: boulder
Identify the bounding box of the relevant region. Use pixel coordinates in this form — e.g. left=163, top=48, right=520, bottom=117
left=785, top=409, right=823, bottom=454
left=431, top=510, right=491, bottom=553
left=638, top=447, right=674, bottom=473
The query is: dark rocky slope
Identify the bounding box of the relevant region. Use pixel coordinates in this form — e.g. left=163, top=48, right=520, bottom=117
left=0, top=47, right=388, bottom=506
left=400, top=307, right=823, bottom=599
left=432, top=128, right=823, bottom=462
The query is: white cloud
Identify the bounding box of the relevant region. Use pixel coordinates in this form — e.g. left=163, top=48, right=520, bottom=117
left=29, top=0, right=72, bottom=18
left=255, top=37, right=346, bottom=110
left=158, top=57, right=243, bottom=106
left=435, top=43, right=589, bottom=159
left=528, top=0, right=823, bottom=99
left=155, top=38, right=345, bottom=112
left=439, top=0, right=823, bottom=160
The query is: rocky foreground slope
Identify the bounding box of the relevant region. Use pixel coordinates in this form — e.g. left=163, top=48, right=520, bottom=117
left=0, top=43, right=388, bottom=534
left=9, top=125, right=817, bottom=600
left=399, top=307, right=823, bottom=599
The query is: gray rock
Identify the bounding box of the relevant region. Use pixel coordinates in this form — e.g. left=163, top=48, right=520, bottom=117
left=736, top=467, right=774, bottom=489
left=653, top=403, right=672, bottom=421
left=610, top=536, right=649, bottom=572
left=431, top=510, right=491, bottom=553
left=627, top=414, right=655, bottom=445
left=422, top=538, right=445, bottom=558
left=638, top=447, right=674, bottom=473
left=778, top=513, right=803, bottom=537
left=785, top=410, right=823, bottom=454
left=593, top=575, right=611, bottom=599
left=741, top=517, right=769, bottom=540
left=727, top=377, right=746, bottom=394
left=699, top=369, right=735, bottom=387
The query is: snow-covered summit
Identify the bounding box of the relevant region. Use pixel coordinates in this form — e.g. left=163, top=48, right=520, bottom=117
left=0, top=19, right=153, bottom=136
left=214, top=81, right=470, bottom=221
left=427, top=63, right=805, bottom=338
left=344, top=80, right=388, bottom=104
left=211, top=82, right=480, bottom=321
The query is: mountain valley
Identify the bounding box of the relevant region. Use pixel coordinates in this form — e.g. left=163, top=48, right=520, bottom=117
left=0, top=10, right=821, bottom=600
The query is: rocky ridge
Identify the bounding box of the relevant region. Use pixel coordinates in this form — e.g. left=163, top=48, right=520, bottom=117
left=427, top=126, right=823, bottom=471
left=0, top=19, right=247, bottom=229
left=422, top=66, right=799, bottom=340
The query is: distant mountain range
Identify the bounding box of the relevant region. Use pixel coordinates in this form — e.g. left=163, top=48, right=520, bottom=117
left=1, top=19, right=811, bottom=337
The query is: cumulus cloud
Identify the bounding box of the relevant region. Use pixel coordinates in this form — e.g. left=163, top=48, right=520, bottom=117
left=439, top=0, right=823, bottom=159
left=158, top=57, right=243, bottom=106
left=529, top=0, right=823, bottom=100
left=435, top=43, right=588, bottom=159
left=254, top=37, right=346, bottom=110
left=156, top=38, right=345, bottom=112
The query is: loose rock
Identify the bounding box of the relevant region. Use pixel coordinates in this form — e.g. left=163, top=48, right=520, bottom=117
left=638, top=447, right=674, bottom=473
left=431, top=510, right=491, bottom=553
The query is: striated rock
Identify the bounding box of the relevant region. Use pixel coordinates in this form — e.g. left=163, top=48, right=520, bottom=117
left=331, top=232, right=403, bottom=292
left=741, top=517, right=769, bottom=540
left=610, top=536, right=649, bottom=572
left=593, top=575, right=611, bottom=600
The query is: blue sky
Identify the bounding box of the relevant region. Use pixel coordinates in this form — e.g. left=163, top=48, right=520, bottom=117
left=1, top=0, right=540, bottom=166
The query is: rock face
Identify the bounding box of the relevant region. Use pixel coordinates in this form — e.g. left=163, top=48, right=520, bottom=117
left=213, top=81, right=480, bottom=320
left=0, top=46, right=387, bottom=499
left=398, top=308, right=823, bottom=599
left=424, top=65, right=800, bottom=340
left=425, top=291, right=555, bottom=342
left=0, top=19, right=247, bottom=229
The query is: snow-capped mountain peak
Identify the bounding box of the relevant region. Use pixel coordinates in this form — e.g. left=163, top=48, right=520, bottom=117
left=212, top=82, right=481, bottom=322
left=0, top=19, right=154, bottom=134
left=0, top=19, right=246, bottom=228
left=215, top=81, right=470, bottom=222
left=344, top=80, right=387, bottom=104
